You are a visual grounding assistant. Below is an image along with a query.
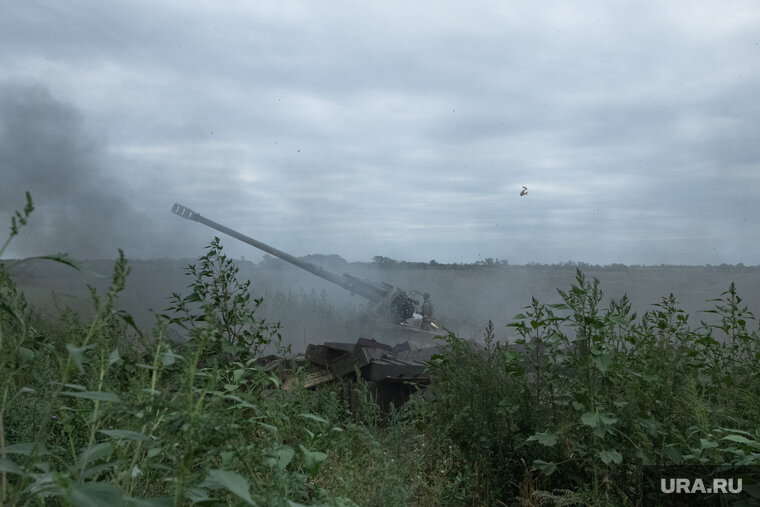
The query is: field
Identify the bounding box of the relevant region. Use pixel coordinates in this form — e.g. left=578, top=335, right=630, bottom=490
left=11, top=252, right=760, bottom=353
left=2, top=200, right=760, bottom=505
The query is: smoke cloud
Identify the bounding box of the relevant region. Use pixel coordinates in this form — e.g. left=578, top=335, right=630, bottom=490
left=0, top=81, right=148, bottom=259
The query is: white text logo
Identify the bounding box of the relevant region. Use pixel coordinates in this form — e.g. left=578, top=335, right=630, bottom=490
left=660, top=478, right=742, bottom=494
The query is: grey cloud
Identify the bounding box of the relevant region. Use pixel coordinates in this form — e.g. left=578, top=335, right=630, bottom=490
left=1, top=2, right=758, bottom=265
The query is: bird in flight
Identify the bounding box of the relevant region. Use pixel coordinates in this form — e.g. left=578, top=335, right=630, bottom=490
left=520, top=186, right=528, bottom=197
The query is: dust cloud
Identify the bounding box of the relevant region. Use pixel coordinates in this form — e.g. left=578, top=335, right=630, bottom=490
left=0, top=81, right=149, bottom=259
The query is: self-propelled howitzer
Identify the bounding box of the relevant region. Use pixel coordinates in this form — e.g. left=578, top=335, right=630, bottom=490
left=171, top=203, right=418, bottom=323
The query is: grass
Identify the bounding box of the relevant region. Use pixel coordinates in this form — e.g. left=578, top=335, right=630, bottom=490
left=2, top=193, right=759, bottom=506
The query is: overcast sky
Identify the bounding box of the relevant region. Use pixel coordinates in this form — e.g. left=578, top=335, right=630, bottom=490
left=1, top=1, right=758, bottom=265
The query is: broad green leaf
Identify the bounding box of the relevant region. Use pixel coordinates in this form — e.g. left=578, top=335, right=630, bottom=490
left=5, top=442, right=47, bottom=455
left=216, top=452, right=233, bottom=469
left=33, top=253, right=95, bottom=275
left=0, top=458, right=22, bottom=474
left=206, top=469, right=255, bottom=505
left=268, top=445, right=295, bottom=471
left=233, top=369, right=245, bottom=382
left=722, top=434, right=756, bottom=445
left=162, top=350, right=180, bottom=367
left=581, top=412, right=600, bottom=428
left=299, top=413, right=328, bottom=425
left=109, top=348, right=121, bottom=365
left=256, top=422, right=278, bottom=434
left=184, top=292, right=201, bottom=303
left=664, top=446, right=682, bottom=464
left=598, top=449, right=623, bottom=465
left=69, top=481, right=123, bottom=507
left=100, top=429, right=148, bottom=441
left=699, top=438, right=719, bottom=450
left=267, top=375, right=281, bottom=388
left=61, top=391, right=120, bottom=402
left=735, top=453, right=760, bottom=466
left=116, top=310, right=143, bottom=338
left=532, top=459, right=557, bottom=476
left=592, top=353, right=611, bottom=373
left=607, top=315, right=629, bottom=326
left=300, top=444, right=327, bottom=477
left=599, top=413, right=617, bottom=425
left=221, top=394, right=257, bottom=410
left=223, top=384, right=238, bottom=392
left=81, top=462, right=117, bottom=480
left=527, top=432, right=558, bottom=447
left=77, top=442, right=114, bottom=469
left=184, top=487, right=214, bottom=504
left=716, top=427, right=752, bottom=436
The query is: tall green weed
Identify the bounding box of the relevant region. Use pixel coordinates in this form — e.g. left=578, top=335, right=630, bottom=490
left=0, top=195, right=359, bottom=506
left=426, top=269, right=760, bottom=505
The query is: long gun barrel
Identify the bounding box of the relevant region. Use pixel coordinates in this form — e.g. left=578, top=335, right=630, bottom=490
left=171, top=203, right=417, bottom=322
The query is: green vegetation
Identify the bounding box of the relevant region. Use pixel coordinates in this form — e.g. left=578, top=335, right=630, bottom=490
left=2, top=194, right=759, bottom=505
left=427, top=273, right=760, bottom=505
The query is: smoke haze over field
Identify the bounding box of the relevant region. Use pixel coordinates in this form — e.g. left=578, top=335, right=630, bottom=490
left=13, top=257, right=760, bottom=352
left=1, top=2, right=759, bottom=265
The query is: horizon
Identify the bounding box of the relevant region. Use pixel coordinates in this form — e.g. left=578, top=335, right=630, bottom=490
left=6, top=252, right=759, bottom=270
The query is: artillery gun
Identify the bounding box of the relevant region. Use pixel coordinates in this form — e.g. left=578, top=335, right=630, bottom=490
left=171, top=203, right=427, bottom=327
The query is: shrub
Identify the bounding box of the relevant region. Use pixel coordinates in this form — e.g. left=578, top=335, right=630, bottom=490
left=163, top=236, right=283, bottom=362
left=425, top=269, right=760, bottom=505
